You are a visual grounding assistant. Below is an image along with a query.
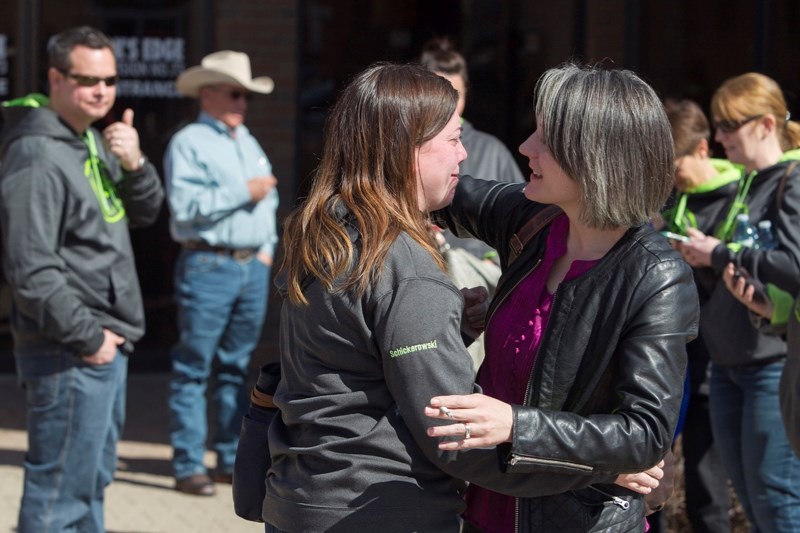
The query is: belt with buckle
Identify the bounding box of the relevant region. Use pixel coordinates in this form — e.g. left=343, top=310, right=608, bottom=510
left=183, top=241, right=257, bottom=261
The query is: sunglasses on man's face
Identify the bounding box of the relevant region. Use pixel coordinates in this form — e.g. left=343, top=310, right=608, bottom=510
left=224, top=89, right=251, bottom=102
left=713, top=115, right=763, bottom=134
left=61, top=71, right=118, bottom=87
left=209, top=85, right=251, bottom=102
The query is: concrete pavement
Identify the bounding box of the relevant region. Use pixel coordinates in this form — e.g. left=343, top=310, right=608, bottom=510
left=0, top=372, right=263, bottom=533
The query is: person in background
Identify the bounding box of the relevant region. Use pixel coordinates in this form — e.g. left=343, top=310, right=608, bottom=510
left=657, top=98, right=738, bottom=533
left=679, top=72, right=800, bottom=532
left=0, top=26, right=164, bottom=532
left=419, top=37, right=524, bottom=370
left=722, top=253, right=800, bottom=458
left=253, top=62, right=663, bottom=533
left=164, top=50, right=279, bottom=496
left=419, top=37, right=524, bottom=192
left=425, top=63, right=697, bottom=532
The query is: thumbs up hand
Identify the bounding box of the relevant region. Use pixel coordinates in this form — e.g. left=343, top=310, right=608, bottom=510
left=102, top=107, right=144, bottom=171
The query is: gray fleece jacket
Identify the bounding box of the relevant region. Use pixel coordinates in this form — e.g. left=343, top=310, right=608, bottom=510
left=0, top=105, right=164, bottom=356
left=263, top=215, right=616, bottom=532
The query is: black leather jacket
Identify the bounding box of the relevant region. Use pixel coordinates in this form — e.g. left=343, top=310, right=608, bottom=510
left=434, top=177, right=699, bottom=531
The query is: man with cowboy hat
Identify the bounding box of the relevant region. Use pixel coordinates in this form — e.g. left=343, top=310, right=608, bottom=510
left=164, top=50, right=278, bottom=496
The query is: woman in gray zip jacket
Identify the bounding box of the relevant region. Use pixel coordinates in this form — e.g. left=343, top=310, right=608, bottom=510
left=426, top=64, right=698, bottom=532
left=252, top=63, right=667, bottom=533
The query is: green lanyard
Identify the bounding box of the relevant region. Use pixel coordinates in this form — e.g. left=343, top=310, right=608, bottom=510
left=83, top=130, right=126, bottom=223
left=664, top=193, right=696, bottom=234
left=715, top=169, right=756, bottom=242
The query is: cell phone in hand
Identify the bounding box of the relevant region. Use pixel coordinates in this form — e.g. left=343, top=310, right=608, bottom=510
left=659, top=231, right=690, bottom=243
left=733, top=266, right=767, bottom=305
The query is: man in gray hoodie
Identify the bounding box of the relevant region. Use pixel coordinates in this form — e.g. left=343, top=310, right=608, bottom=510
left=0, top=26, right=163, bottom=533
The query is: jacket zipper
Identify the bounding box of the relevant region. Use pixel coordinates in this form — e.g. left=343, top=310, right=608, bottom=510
left=588, top=486, right=630, bottom=510
left=507, top=453, right=593, bottom=471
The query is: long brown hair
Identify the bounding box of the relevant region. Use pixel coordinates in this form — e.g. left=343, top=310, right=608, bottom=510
left=282, top=63, right=457, bottom=305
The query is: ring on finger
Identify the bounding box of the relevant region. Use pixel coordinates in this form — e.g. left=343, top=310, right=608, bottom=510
left=463, top=422, right=471, bottom=440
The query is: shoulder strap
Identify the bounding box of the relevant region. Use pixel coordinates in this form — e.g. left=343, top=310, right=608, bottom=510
left=776, top=160, right=799, bottom=211
left=508, top=205, right=563, bottom=266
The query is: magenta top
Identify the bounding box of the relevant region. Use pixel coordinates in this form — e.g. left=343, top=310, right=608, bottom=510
left=464, top=213, right=600, bottom=533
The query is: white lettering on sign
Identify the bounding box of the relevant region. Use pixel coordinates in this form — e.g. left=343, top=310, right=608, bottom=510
left=141, top=37, right=184, bottom=62
left=112, top=36, right=186, bottom=98
left=117, top=79, right=180, bottom=98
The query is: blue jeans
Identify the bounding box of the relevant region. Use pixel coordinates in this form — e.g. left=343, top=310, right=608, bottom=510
left=709, top=361, right=800, bottom=532
left=169, top=249, right=269, bottom=479
left=15, top=349, right=127, bottom=533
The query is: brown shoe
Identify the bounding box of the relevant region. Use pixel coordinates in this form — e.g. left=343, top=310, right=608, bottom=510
left=175, top=473, right=216, bottom=496
left=210, top=472, right=233, bottom=484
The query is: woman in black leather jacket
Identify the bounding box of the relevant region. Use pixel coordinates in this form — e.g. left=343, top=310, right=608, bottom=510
left=427, top=63, right=699, bottom=532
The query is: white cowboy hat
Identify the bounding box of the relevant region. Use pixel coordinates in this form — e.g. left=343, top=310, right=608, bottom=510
left=175, top=50, right=274, bottom=97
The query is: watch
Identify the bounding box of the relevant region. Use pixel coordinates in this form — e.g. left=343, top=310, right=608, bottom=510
left=136, top=154, right=147, bottom=170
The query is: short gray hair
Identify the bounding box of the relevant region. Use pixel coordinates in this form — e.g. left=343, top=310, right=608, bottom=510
left=535, top=63, right=673, bottom=229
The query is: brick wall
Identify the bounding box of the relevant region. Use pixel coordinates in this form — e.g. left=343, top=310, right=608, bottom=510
left=216, top=0, right=299, bottom=216
left=213, top=1, right=299, bottom=365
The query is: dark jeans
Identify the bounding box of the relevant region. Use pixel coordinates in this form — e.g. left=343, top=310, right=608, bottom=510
left=710, top=360, right=800, bottom=532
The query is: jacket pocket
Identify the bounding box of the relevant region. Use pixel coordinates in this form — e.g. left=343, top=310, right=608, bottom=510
left=528, top=487, right=645, bottom=532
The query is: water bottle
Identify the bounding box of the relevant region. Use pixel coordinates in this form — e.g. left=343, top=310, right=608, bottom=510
left=756, top=220, right=778, bottom=250
left=732, top=213, right=758, bottom=248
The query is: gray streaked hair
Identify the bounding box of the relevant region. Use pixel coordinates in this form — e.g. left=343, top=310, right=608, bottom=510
left=534, top=63, right=674, bottom=229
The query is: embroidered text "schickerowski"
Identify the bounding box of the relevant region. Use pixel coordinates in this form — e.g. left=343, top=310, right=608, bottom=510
left=389, top=340, right=438, bottom=358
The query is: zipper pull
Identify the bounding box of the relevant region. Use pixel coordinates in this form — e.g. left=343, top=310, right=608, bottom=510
left=611, top=496, right=630, bottom=510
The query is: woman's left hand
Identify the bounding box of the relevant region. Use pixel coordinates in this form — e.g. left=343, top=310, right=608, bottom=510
left=721, top=262, right=774, bottom=318
left=425, top=394, right=513, bottom=450
left=614, top=460, right=663, bottom=494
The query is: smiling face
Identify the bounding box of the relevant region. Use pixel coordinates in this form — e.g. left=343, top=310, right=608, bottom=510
left=713, top=116, right=764, bottom=171
left=48, top=45, right=116, bottom=133
left=519, top=125, right=581, bottom=209
left=415, top=110, right=467, bottom=212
